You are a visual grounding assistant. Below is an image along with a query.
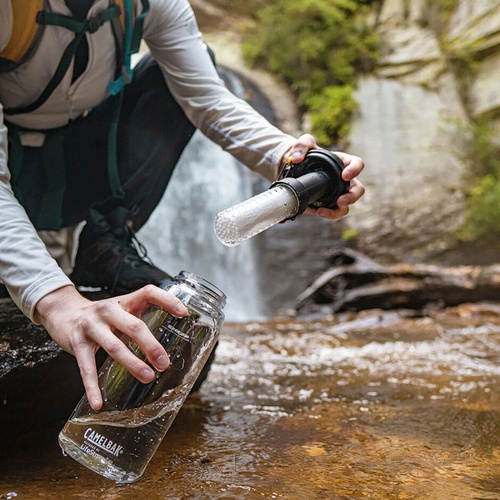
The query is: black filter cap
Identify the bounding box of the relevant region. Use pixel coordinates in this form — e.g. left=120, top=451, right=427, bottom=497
left=284, top=150, right=350, bottom=210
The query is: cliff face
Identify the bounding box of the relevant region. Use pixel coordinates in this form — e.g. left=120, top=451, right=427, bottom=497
left=193, top=0, right=500, bottom=263
left=344, top=0, right=500, bottom=261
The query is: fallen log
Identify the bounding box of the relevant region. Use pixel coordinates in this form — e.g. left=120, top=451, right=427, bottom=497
left=295, top=249, right=500, bottom=314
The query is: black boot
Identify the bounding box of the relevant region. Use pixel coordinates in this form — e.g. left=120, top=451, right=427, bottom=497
left=70, top=207, right=172, bottom=294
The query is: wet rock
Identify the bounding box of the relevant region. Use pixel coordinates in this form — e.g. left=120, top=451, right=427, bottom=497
left=0, top=298, right=104, bottom=447
left=0, top=299, right=61, bottom=378
left=347, top=0, right=500, bottom=260
left=295, top=249, right=500, bottom=315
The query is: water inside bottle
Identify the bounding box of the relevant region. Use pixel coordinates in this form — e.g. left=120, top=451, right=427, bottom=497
left=58, top=379, right=197, bottom=482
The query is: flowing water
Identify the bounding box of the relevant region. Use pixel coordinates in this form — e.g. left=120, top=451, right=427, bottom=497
left=1, top=304, right=499, bottom=498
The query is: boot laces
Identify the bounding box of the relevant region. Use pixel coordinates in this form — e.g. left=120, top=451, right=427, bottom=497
left=109, top=227, right=157, bottom=293
left=124, top=224, right=155, bottom=267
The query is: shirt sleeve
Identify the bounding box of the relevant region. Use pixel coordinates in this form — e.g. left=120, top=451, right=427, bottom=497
left=142, top=0, right=296, bottom=181
left=0, top=103, right=74, bottom=322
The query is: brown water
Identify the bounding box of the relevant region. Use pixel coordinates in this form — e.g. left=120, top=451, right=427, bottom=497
left=1, top=303, right=499, bottom=499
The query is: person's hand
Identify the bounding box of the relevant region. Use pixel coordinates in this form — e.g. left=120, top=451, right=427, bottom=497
left=286, top=134, right=365, bottom=219
left=34, top=284, right=187, bottom=410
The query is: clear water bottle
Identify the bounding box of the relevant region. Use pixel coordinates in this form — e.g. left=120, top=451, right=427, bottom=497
left=58, top=271, right=226, bottom=483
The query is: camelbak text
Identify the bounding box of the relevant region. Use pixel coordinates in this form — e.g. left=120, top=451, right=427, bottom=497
left=83, top=428, right=124, bottom=457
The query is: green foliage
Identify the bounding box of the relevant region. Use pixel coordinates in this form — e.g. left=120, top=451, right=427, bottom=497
left=307, top=85, right=358, bottom=145
left=462, top=123, right=500, bottom=179
left=460, top=174, right=500, bottom=242
left=242, top=0, right=379, bottom=145
left=458, top=124, right=500, bottom=242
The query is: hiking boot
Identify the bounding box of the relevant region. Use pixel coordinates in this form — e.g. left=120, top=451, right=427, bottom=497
left=70, top=207, right=172, bottom=294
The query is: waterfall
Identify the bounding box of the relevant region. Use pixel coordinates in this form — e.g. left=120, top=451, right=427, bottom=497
left=138, top=130, right=265, bottom=322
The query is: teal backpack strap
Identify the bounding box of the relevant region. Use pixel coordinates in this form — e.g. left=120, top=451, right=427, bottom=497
left=106, top=0, right=150, bottom=200
left=107, top=0, right=150, bottom=95
left=130, top=0, right=150, bottom=54
left=4, top=5, right=121, bottom=116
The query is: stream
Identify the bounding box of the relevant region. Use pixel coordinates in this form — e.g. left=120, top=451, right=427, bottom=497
left=0, top=303, right=499, bottom=498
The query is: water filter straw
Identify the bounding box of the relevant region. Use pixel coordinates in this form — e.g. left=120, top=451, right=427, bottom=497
left=214, top=183, right=300, bottom=246
left=215, top=150, right=350, bottom=246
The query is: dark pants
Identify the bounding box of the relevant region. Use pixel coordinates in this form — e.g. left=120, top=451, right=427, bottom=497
left=7, top=55, right=196, bottom=231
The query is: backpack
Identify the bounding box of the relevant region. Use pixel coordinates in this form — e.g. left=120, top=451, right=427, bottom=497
left=2, top=0, right=151, bottom=214
left=0, top=0, right=149, bottom=109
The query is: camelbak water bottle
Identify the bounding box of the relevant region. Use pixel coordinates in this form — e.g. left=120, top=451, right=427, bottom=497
left=59, top=271, right=226, bottom=483
left=214, top=150, right=349, bottom=246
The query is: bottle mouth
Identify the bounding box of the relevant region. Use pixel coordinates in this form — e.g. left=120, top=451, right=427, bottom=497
left=177, top=271, right=227, bottom=310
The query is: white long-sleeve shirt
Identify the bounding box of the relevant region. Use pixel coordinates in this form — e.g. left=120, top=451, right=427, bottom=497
left=0, top=0, right=296, bottom=321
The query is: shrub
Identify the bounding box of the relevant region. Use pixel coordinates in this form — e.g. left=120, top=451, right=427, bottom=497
left=242, top=0, right=379, bottom=145
left=458, top=124, right=500, bottom=241
left=307, top=85, right=358, bottom=145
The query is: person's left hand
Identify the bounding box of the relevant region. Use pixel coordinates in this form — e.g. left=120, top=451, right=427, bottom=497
left=286, top=134, right=365, bottom=220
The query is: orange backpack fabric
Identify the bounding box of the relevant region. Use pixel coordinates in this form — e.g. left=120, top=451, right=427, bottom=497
left=0, top=0, right=132, bottom=71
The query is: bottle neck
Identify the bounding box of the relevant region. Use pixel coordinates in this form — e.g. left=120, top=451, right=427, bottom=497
left=175, top=271, right=227, bottom=312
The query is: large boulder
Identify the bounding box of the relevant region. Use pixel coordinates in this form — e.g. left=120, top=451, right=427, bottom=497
left=0, top=298, right=104, bottom=447
left=347, top=0, right=500, bottom=260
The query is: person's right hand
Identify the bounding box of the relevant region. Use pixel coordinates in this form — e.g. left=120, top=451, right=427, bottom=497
left=34, top=284, right=187, bottom=410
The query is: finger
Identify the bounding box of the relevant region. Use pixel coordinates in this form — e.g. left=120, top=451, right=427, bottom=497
left=99, top=323, right=158, bottom=384
left=117, top=284, right=187, bottom=318
left=290, top=134, right=318, bottom=163
left=333, top=152, right=365, bottom=180
left=93, top=299, right=169, bottom=372
left=74, top=345, right=102, bottom=410
left=100, top=302, right=170, bottom=373
left=317, top=205, right=349, bottom=220
left=337, top=179, right=366, bottom=207
left=79, top=300, right=159, bottom=382
left=305, top=205, right=349, bottom=220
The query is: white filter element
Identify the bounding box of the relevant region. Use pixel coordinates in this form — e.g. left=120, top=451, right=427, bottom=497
left=214, top=184, right=300, bottom=246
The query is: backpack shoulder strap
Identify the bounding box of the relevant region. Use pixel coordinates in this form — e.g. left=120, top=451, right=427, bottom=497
left=108, top=0, right=149, bottom=95
left=0, top=0, right=46, bottom=72
left=5, top=3, right=123, bottom=116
